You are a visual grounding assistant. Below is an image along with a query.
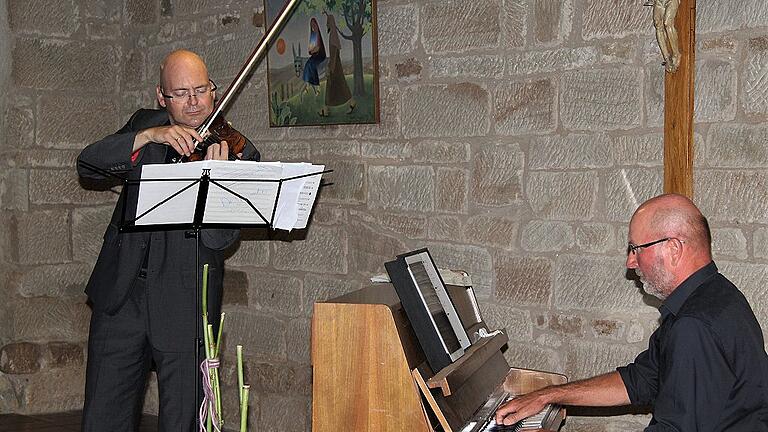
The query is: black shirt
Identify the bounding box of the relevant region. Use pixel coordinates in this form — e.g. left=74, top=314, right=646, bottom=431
left=617, top=262, right=768, bottom=431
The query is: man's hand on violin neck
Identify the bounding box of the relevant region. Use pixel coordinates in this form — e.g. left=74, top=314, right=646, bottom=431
left=136, top=125, right=204, bottom=157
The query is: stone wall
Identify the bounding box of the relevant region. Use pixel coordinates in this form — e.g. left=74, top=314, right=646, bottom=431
left=1, top=0, right=768, bottom=431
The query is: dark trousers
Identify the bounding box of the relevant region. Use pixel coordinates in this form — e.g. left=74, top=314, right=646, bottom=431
left=81, top=276, right=201, bottom=432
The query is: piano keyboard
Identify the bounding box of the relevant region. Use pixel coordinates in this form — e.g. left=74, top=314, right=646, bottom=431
left=460, top=390, right=560, bottom=432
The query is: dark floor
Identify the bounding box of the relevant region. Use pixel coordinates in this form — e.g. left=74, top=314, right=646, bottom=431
left=0, top=411, right=158, bottom=431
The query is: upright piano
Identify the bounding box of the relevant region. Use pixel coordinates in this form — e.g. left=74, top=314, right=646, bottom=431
left=311, top=254, right=567, bottom=432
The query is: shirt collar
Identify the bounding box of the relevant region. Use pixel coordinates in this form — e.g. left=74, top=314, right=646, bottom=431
left=659, top=261, right=718, bottom=319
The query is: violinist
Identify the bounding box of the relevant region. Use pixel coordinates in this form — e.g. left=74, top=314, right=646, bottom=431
left=77, top=49, right=260, bottom=431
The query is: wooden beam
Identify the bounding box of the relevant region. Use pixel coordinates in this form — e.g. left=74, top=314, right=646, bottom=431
left=663, top=0, right=696, bottom=198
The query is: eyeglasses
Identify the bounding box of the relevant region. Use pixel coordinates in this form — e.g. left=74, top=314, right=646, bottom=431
left=627, top=237, right=672, bottom=255
left=161, top=80, right=217, bottom=103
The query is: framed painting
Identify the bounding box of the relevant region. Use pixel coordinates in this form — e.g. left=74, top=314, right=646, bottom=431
left=264, top=0, right=380, bottom=127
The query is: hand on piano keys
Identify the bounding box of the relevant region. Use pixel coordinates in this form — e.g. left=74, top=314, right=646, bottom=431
left=483, top=405, right=554, bottom=431
left=495, top=393, right=559, bottom=430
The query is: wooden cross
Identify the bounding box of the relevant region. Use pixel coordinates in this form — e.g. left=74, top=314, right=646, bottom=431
left=662, top=0, right=696, bottom=198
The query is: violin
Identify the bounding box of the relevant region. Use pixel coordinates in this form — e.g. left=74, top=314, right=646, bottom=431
left=181, top=114, right=247, bottom=162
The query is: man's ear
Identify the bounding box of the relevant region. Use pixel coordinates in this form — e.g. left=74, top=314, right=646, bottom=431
left=156, top=85, right=167, bottom=108
left=668, top=238, right=684, bottom=267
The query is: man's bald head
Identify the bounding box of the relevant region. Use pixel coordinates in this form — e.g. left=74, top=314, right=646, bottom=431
left=633, top=194, right=712, bottom=258
left=159, top=49, right=209, bottom=90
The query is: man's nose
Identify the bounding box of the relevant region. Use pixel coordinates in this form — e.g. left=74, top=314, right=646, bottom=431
left=626, top=251, right=637, bottom=269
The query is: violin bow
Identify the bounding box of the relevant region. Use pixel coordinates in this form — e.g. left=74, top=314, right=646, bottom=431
left=194, top=0, right=302, bottom=148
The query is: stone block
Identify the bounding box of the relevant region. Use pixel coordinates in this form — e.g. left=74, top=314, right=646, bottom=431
left=310, top=202, right=347, bottom=226
left=549, top=313, right=583, bottom=336
left=566, top=340, right=641, bottom=379
left=228, top=239, right=269, bottom=267
left=11, top=150, right=82, bottom=169
left=753, top=228, right=768, bottom=260
left=436, top=167, right=467, bottom=213
left=426, top=242, right=494, bottom=300
left=0, top=374, right=18, bottom=413
left=122, top=49, right=146, bottom=90
left=20, top=368, right=84, bottom=413
left=412, top=141, right=470, bottom=164
left=395, top=57, right=423, bottom=81
left=472, top=143, right=524, bottom=206
left=86, top=21, right=122, bottom=40
left=15, top=210, right=71, bottom=265
left=377, top=3, right=418, bottom=56
left=695, top=170, right=768, bottom=224
left=529, top=134, right=612, bottom=169
left=591, top=318, right=626, bottom=340
left=698, top=35, right=738, bottom=54
left=582, top=0, right=651, bottom=40
left=422, top=0, right=500, bottom=53
left=285, top=318, right=311, bottom=366
left=534, top=0, right=572, bottom=45
left=567, top=415, right=651, bottom=432
left=258, top=394, right=309, bottom=432
left=83, top=0, right=121, bottom=19
left=0, top=342, right=41, bottom=374
left=711, top=228, right=748, bottom=260
left=695, top=60, right=737, bottom=122
left=248, top=271, right=302, bottom=317
left=502, top=341, right=564, bottom=374
left=272, top=226, right=347, bottom=274
left=746, top=0, right=768, bottom=28
left=613, top=134, right=664, bottom=166
left=13, top=38, right=120, bottom=92
left=347, top=220, right=406, bottom=277
left=18, top=263, right=91, bottom=298
left=46, top=342, right=84, bottom=369
left=554, top=255, right=649, bottom=312
left=256, top=141, right=310, bottom=162
left=8, top=0, right=79, bottom=36
left=9, top=298, right=82, bottom=341
left=576, top=223, right=616, bottom=254
left=372, top=211, right=427, bottom=239
left=401, top=83, right=490, bottom=138
left=501, top=0, right=527, bottom=48
left=5, top=98, right=34, bottom=149
left=464, top=215, right=519, bottom=250
left=225, top=309, right=286, bottom=361
left=30, top=169, right=116, bottom=205
left=479, top=303, right=533, bottom=342
left=599, top=40, right=637, bottom=65
left=315, top=160, right=365, bottom=203
left=72, top=206, right=113, bottom=262
left=493, top=79, right=556, bottom=135
left=222, top=269, right=248, bottom=306
left=0, top=168, right=28, bottom=211
left=429, top=56, right=505, bottom=79
left=696, top=0, right=768, bottom=32
left=311, top=141, right=360, bottom=158
left=349, top=85, right=402, bottom=140
left=361, top=141, right=411, bottom=160
left=603, top=168, right=663, bottom=222
left=507, top=47, right=599, bottom=76
left=368, top=165, right=434, bottom=212
left=124, top=0, right=158, bottom=25
left=37, top=95, right=120, bottom=150
left=495, top=254, right=551, bottom=306
left=705, top=124, right=768, bottom=168
left=249, top=361, right=312, bottom=396
left=560, top=68, right=641, bottom=131
left=744, top=37, right=768, bottom=117
left=521, top=220, right=574, bottom=252
left=303, top=275, right=362, bottom=316
left=428, top=215, right=462, bottom=241
left=526, top=172, right=598, bottom=220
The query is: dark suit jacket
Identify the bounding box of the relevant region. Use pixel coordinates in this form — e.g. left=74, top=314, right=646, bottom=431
left=78, top=108, right=260, bottom=352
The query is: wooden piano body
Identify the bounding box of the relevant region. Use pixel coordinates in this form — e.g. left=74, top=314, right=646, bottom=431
left=311, top=283, right=566, bottom=431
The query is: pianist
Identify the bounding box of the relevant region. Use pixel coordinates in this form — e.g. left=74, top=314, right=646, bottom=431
left=496, top=194, right=768, bottom=431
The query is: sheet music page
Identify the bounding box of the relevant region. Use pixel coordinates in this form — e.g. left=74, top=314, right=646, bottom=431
left=135, top=162, right=204, bottom=225
left=271, top=163, right=324, bottom=230
left=294, top=163, right=324, bottom=229
left=204, top=160, right=283, bottom=225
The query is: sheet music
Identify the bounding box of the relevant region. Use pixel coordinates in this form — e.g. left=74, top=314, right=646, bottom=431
left=135, top=160, right=324, bottom=229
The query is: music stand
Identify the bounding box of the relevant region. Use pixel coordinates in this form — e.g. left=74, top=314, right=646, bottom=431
left=79, top=159, right=329, bottom=428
